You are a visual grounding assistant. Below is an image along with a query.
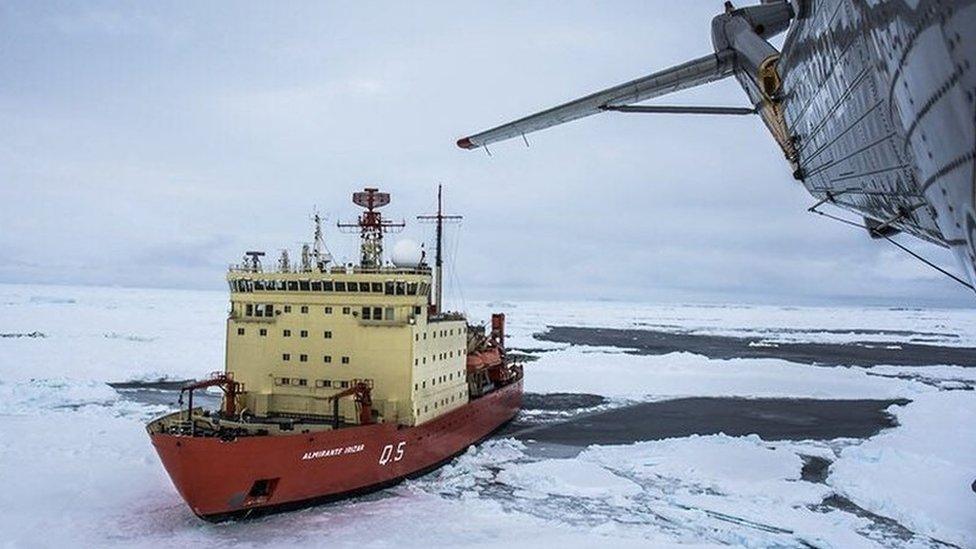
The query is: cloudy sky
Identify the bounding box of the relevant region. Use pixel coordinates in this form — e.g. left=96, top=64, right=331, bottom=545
left=0, top=1, right=970, bottom=307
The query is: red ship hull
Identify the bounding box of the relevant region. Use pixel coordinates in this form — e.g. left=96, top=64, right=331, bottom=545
left=151, top=378, right=523, bottom=520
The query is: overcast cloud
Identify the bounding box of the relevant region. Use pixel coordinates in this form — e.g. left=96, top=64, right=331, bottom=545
left=1, top=1, right=971, bottom=307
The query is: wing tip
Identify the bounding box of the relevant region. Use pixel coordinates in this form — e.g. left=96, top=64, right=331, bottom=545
left=456, top=137, right=477, bottom=150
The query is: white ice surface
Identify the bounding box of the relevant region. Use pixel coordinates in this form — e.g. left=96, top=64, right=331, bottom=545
left=830, top=392, right=976, bottom=547
left=1, top=283, right=974, bottom=547
left=0, top=284, right=225, bottom=382
left=467, top=300, right=976, bottom=348
left=522, top=347, right=931, bottom=401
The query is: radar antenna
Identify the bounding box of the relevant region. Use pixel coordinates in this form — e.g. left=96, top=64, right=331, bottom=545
left=243, top=251, right=265, bottom=273
left=417, top=184, right=462, bottom=314
left=338, top=187, right=405, bottom=268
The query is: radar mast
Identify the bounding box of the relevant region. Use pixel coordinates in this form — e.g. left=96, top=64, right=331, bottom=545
left=338, top=187, right=405, bottom=268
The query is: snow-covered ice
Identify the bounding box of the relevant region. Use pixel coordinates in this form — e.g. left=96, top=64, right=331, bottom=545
left=0, top=283, right=974, bottom=547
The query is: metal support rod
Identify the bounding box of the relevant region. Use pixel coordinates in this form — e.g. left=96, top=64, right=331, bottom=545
left=870, top=202, right=926, bottom=233
left=808, top=201, right=974, bottom=291
left=187, top=389, right=194, bottom=436
left=435, top=186, right=443, bottom=311
left=601, top=104, right=756, bottom=115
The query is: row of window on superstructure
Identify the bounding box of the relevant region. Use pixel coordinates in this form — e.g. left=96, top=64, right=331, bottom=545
left=232, top=279, right=429, bottom=296
left=414, top=327, right=461, bottom=341
left=274, top=378, right=353, bottom=388
left=241, top=303, right=404, bottom=320
left=237, top=327, right=334, bottom=338
left=414, top=350, right=465, bottom=366
left=280, top=353, right=349, bottom=364
left=415, top=390, right=466, bottom=416
left=414, top=370, right=465, bottom=391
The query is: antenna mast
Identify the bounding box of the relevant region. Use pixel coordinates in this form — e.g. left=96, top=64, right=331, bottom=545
left=417, top=184, right=462, bottom=314
left=311, top=211, right=333, bottom=270
left=338, top=187, right=405, bottom=268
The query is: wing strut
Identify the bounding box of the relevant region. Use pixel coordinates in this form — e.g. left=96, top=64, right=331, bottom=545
left=600, top=105, right=756, bottom=115
left=457, top=50, right=738, bottom=150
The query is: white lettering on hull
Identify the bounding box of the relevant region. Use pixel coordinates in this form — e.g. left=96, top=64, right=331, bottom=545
left=378, top=442, right=406, bottom=465
left=301, top=443, right=365, bottom=461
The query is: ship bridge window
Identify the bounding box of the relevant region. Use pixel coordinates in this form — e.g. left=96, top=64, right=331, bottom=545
left=346, top=282, right=358, bottom=293
left=384, top=281, right=394, bottom=295
left=407, top=282, right=418, bottom=295
left=311, top=281, right=322, bottom=291
left=395, top=281, right=406, bottom=295
left=287, top=281, right=298, bottom=291
left=335, top=282, right=347, bottom=292
left=371, top=282, right=383, bottom=292
left=419, top=282, right=428, bottom=296
left=264, top=304, right=273, bottom=316
left=323, top=281, right=334, bottom=291
left=359, top=282, right=371, bottom=292
left=373, top=307, right=382, bottom=320
left=299, top=280, right=310, bottom=291
left=361, top=307, right=371, bottom=320
left=385, top=307, right=394, bottom=320
left=246, top=304, right=253, bottom=316
left=253, top=280, right=266, bottom=291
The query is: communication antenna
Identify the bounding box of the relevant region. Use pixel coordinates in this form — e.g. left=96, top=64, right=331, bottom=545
left=338, top=187, right=405, bottom=268
left=300, top=243, right=312, bottom=272
left=417, top=184, right=462, bottom=314
left=311, top=210, right=333, bottom=270
left=277, top=249, right=291, bottom=272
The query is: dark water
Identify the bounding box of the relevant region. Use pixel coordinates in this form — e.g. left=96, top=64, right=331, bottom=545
left=502, top=396, right=908, bottom=446
left=536, top=326, right=976, bottom=367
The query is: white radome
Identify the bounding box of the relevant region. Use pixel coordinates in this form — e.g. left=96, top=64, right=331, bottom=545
left=391, top=239, right=423, bottom=267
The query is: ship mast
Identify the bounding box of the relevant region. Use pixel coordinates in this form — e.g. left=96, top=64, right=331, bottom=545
left=311, top=211, right=333, bottom=270
left=338, top=187, right=404, bottom=268
left=418, top=184, right=462, bottom=314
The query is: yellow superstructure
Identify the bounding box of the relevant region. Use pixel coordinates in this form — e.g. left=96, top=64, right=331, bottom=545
left=226, top=269, right=468, bottom=428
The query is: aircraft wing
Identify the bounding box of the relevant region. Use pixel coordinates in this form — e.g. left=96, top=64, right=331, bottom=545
left=457, top=49, right=737, bottom=150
